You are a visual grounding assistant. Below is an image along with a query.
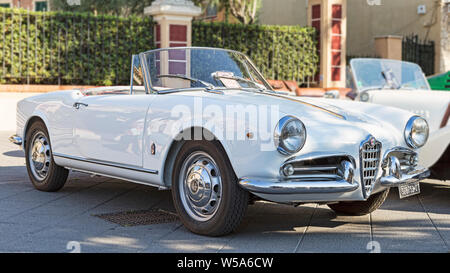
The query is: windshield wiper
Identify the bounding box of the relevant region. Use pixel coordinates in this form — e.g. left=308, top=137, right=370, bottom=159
left=381, top=69, right=400, bottom=89
left=212, top=74, right=265, bottom=91
left=157, top=74, right=214, bottom=89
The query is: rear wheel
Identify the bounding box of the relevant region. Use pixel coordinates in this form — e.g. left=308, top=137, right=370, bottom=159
left=327, top=189, right=390, bottom=216
left=171, top=140, right=248, bottom=236
left=25, top=121, right=69, bottom=192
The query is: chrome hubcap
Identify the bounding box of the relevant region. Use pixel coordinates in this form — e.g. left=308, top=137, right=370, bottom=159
left=28, top=132, right=51, bottom=181
left=179, top=151, right=222, bottom=222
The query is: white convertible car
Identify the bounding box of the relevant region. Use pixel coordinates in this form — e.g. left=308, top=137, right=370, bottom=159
left=344, top=59, right=450, bottom=180
left=9, top=48, right=430, bottom=236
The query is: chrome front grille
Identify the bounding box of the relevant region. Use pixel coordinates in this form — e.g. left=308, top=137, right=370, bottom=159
left=360, top=136, right=381, bottom=198
left=280, top=153, right=355, bottom=182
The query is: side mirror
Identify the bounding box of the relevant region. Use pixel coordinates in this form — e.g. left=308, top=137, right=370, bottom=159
left=359, top=90, right=370, bottom=102
left=346, top=90, right=357, bottom=100
left=323, top=90, right=340, bottom=99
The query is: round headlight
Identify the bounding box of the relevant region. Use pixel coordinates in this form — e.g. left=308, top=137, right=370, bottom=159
left=404, top=116, right=429, bottom=148
left=274, top=116, right=307, bottom=155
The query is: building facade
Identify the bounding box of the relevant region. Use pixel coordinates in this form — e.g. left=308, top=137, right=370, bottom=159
left=259, top=0, right=449, bottom=75
left=0, top=0, right=49, bottom=11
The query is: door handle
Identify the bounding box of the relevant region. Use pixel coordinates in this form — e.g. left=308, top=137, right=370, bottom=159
left=73, top=102, right=88, bottom=109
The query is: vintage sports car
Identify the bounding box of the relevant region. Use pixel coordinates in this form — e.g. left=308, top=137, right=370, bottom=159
left=428, top=71, right=450, bottom=91
left=344, top=59, right=450, bottom=180
left=10, top=48, right=430, bottom=236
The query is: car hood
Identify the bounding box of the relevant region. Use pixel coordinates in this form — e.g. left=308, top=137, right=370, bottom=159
left=180, top=89, right=414, bottom=148
left=365, top=88, right=450, bottom=97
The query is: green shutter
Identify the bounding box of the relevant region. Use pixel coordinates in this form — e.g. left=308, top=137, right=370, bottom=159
left=0, top=3, right=11, bottom=8
left=35, top=1, right=48, bottom=11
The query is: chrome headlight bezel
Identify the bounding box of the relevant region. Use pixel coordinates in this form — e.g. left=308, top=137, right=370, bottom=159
left=404, top=116, right=429, bottom=149
left=274, top=116, right=307, bottom=155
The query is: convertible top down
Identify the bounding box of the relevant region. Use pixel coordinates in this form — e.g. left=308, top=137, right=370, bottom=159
left=10, top=47, right=430, bottom=236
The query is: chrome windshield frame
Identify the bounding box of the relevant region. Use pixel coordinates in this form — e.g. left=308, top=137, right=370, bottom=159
left=139, top=47, right=274, bottom=94
left=349, top=58, right=431, bottom=92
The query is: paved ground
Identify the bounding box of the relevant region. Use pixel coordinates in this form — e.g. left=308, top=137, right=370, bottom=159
left=0, top=131, right=449, bottom=253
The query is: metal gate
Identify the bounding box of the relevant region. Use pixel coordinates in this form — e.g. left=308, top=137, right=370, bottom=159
left=402, top=34, right=435, bottom=76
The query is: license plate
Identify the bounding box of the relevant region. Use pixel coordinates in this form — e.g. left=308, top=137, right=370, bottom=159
left=398, top=181, right=420, bottom=199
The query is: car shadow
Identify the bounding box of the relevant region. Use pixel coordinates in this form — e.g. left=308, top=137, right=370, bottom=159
left=2, top=150, right=25, bottom=158
left=379, top=180, right=450, bottom=214
left=0, top=165, right=29, bottom=183
left=0, top=164, right=448, bottom=238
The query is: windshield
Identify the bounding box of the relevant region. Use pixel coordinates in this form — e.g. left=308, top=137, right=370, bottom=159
left=143, top=48, right=271, bottom=91
left=350, top=59, right=430, bottom=91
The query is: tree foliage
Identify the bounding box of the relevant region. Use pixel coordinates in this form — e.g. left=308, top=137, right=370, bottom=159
left=192, top=21, right=318, bottom=81
left=227, top=0, right=260, bottom=24
left=196, top=0, right=261, bottom=24
left=0, top=7, right=318, bottom=85
left=0, top=7, right=156, bottom=85
left=50, top=0, right=155, bottom=16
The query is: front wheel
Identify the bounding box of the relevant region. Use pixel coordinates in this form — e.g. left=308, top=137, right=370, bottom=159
left=25, top=121, right=69, bottom=192
left=328, top=189, right=390, bottom=216
left=171, top=141, right=248, bottom=236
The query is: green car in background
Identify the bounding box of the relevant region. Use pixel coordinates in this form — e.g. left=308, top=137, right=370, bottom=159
left=428, top=71, right=450, bottom=91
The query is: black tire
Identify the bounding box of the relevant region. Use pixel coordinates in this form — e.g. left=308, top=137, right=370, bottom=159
left=25, top=120, right=69, bottom=192
left=171, top=140, right=248, bottom=236
left=328, top=189, right=390, bottom=216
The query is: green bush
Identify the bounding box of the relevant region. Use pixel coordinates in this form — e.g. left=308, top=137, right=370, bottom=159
left=192, top=22, right=318, bottom=82
left=0, top=8, right=318, bottom=85
left=0, top=8, right=155, bottom=85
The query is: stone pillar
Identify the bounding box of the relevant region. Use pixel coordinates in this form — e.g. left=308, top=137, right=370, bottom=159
left=308, top=0, right=347, bottom=88
left=374, top=35, right=403, bottom=60
left=439, top=1, right=449, bottom=73
left=144, top=0, right=201, bottom=49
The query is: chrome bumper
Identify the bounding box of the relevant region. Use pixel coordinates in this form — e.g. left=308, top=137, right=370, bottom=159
left=8, top=134, right=22, bottom=145
left=238, top=178, right=359, bottom=194
left=379, top=167, right=430, bottom=187
left=239, top=166, right=430, bottom=195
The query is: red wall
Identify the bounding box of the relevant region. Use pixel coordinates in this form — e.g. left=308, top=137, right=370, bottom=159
left=11, top=0, right=34, bottom=10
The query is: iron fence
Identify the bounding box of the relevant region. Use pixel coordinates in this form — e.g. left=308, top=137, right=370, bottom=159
left=402, top=34, right=435, bottom=76
left=0, top=8, right=155, bottom=85
left=0, top=8, right=319, bottom=86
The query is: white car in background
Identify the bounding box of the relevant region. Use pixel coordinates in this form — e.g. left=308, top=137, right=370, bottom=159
left=9, top=48, right=430, bottom=236
left=344, top=59, right=450, bottom=180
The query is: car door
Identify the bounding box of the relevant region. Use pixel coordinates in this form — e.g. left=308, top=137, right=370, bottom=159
left=72, top=92, right=155, bottom=167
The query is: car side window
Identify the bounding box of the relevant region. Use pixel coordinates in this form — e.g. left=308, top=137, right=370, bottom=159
left=130, top=55, right=146, bottom=95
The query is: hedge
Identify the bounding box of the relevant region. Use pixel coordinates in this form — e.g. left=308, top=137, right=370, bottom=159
left=0, top=8, right=156, bottom=85
left=0, top=8, right=318, bottom=85
left=192, top=22, right=318, bottom=83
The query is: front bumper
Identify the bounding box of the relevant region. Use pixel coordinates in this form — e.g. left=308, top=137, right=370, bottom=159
left=239, top=166, right=429, bottom=196
left=8, top=134, right=22, bottom=145
left=239, top=178, right=358, bottom=194
left=379, top=167, right=430, bottom=187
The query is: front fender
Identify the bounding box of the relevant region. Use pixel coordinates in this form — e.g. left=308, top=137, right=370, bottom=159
left=18, top=96, right=51, bottom=150
left=22, top=111, right=51, bottom=148
left=419, top=126, right=450, bottom=168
